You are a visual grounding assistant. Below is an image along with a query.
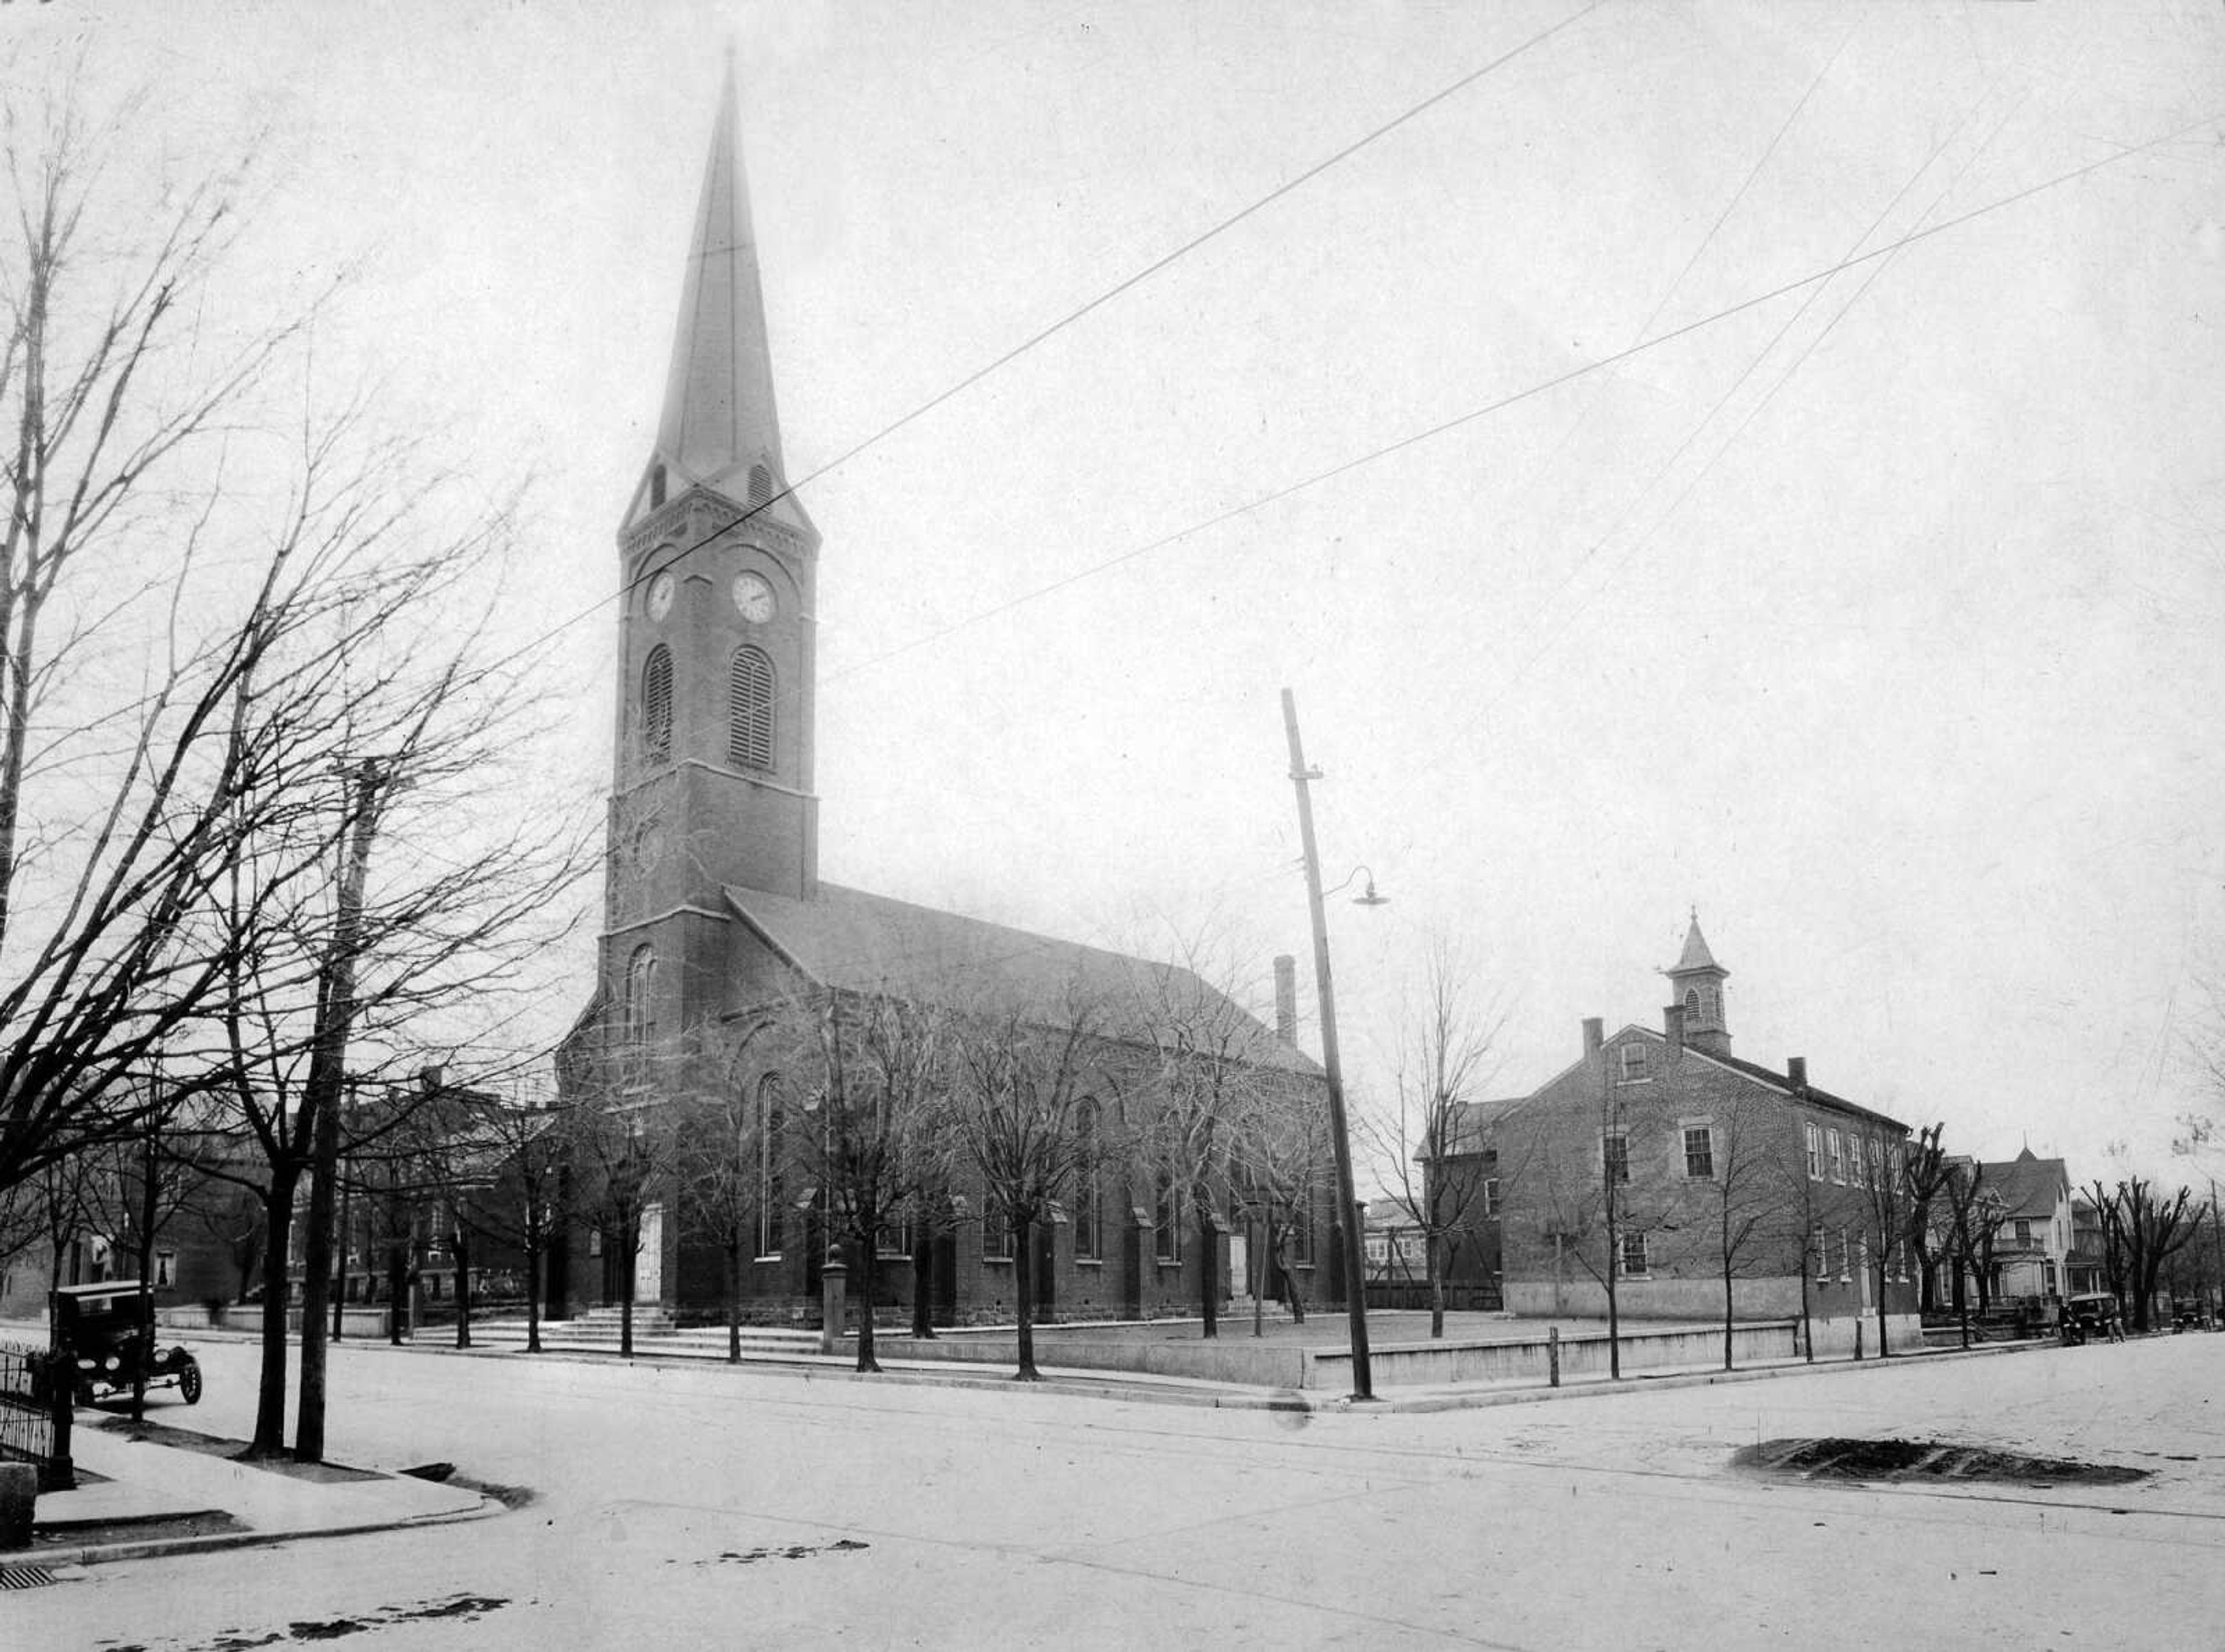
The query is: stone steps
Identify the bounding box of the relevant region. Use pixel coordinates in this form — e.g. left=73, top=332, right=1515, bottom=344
left=462, top=1316, right=823, bottom=1358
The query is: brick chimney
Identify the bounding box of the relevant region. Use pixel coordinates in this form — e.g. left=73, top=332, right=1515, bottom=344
left=1582, top=1016, right=1604, bottom=1058
left=1273, top=954, right=1297, bottom=1046
left=1787, top=1055, right=1808, bottom=1092
left=1664, top=1002, right=1686, bottom=1055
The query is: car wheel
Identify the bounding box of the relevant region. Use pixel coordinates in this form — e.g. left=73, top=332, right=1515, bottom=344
left=179, top=1358, right=202, bottom=1405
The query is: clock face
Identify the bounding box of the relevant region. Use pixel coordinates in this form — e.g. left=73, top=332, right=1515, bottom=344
left=732, top=571, right=776, bottom=623
left=646, top=570, right=676, bottom=621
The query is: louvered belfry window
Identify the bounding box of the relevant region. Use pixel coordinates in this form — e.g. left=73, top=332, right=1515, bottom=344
left=641, top=645, right=674, bottom=761
left=728, top=646, right=774, bottom=769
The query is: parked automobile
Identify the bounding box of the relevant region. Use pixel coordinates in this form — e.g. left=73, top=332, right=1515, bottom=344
left=52, top=1281, right=203, bottom=1406
left=2061, top=1292, right=2122, bottom=1345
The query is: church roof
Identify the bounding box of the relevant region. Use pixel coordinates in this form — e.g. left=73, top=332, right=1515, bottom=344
left=1670, top=914, right=1725, bottom=977
left=724, top=882, right=1321, bottom=1077
left=640, top=57, right=803, bottom=529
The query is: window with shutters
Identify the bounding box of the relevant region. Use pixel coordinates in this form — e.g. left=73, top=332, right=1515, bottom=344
left=641, top=646, right=674, bottom=761
left=729, top=646, right=775, bottom=769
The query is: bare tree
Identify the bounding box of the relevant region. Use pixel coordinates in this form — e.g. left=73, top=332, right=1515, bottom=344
left=2089, top=1177, right=2199, bottom=1332
left=572, top=1099, right=674, bottom=1361
left=1902, top=1122, right=1954, bottom=1315
left=1359, top=941, right=1503, bottom=1337
left=0, top=79, right=592, bottom=1463
left=1692, top=1094, right=1794, bottom=1371
left=1940, top=1159, right=2006, bottom=1343
left=455, top=1095, right=568, bottom=1355
left=939, top=984, right=1102, bottom=1381
left=668, top=1052, right=769, bottom=1365
left=1230, top=1074, right=1333, bottom=1331
left=0, top=82, right=330, bottom=1197
left=785, top=991, right=945, bottom=1373
left=1125, top=939, right=1290, bottom=1340
left=1852, top=1129, right=1912, bottom=1356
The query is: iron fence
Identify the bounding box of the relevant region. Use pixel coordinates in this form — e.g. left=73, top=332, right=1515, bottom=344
left=0, top=1340, right=73, bottom=1492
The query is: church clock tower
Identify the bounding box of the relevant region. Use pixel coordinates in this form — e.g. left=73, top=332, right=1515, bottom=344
left=600, top=59, right=819, bottom=1068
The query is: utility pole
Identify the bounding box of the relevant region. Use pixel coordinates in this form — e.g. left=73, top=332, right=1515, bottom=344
left=2211, top=1179, right=2223, bottom=1322
left=1280, top=688, right=1373, bottom=1402
left=296, top=756, right=384, bottom=1464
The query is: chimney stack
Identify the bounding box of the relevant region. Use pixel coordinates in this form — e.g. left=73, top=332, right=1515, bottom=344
left=1274, top=955, right=1297, bottom=1046
left=1582, top=1016, right=1604, bottom=1058
left=1787, top=1055, right=1808, bottom=1092
left=1664, top=1002, right=1686, bottom=1054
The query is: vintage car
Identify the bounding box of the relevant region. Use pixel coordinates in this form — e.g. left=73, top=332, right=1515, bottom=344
left=52, top=1281, right=203, bottom=1406
left=2061, top=1292, right=2122, bottom=1344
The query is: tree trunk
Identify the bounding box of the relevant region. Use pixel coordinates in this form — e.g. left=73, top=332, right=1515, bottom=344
left=1873, top=1245, right=1890, bottom=1358
left=1197, top=1202, right=1217, bottom=1340
left=525, top=1233, right=544, bottom=1354
left=453, top=1228, right=472, bottom=1350
left=725, top=1233, right=742, bottom=1363
left=1722, top=1255, right=1735, bottom=1373
left=1012, top=1213, right=1039, bottom=1380
left=332, top=1173, right=351, bottom=1343
left=249, top=1174, right=299, bottom=1457
left=1428, top=1230, right=1446, bottom=1339
left=1797, top=1242, right=1814, bottom=1363
left=132, top=1126, right=160, bottom=1424
left=855, top=1239, right=880, bottom=1374
left=385, top=1239, right=409, bottom=1344
left=619, top=1214, right=637, bottom=1359
left=911, top=1229, right=936, bottom=1339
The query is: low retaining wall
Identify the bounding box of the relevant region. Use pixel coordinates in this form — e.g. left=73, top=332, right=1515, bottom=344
left=158, top=1304, right=392, bottom=1339
left=874, top=1332, right=1310, bottom=1388
left=1306, top=1320, right=1800, bottom=1388
left=873, top=1319, right=1805, bottom=1390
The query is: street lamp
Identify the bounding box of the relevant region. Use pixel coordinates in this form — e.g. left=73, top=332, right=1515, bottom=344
left=1279, top=688, right=1385, bottom=1402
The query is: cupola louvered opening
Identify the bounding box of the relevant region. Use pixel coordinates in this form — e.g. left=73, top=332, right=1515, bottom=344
left=729, top=650, right=774, bottom=775
left=728, top=645, right=774, bottom=768
left=747, top=462, right=773, bottom=505
left=642, top=644, right=674, bottom=761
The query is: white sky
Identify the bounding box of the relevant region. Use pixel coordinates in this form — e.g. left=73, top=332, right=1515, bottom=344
left=20, top=1, right=2225, bottom=1187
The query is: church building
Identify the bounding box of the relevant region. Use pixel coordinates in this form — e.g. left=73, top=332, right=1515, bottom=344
left=555, top=65, right=1332, bottom=1330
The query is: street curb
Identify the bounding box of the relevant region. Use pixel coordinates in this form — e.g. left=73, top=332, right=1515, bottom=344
left=27, top=1490, right=505, bottom=1570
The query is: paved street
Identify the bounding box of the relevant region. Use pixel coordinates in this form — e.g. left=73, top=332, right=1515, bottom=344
left=21, top=1332, right=2225, bottom=1649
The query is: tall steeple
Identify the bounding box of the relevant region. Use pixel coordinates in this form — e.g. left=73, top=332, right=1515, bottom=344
left=1665, top=910, right=1731, bottom=1057
left=632, top=53, right=794, bottom=526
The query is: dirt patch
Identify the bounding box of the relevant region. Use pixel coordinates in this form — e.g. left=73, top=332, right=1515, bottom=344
left=679, top=1537, right=870, bottom=1567
left=93, top=1593, right=511, bottom=1650
left=1734, top=1437, right=2150, bottom=1486
left=97, top=1417, right=378, bottom=1483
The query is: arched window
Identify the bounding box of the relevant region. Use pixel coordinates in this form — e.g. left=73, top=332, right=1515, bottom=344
left=1073, top=1100, right=1099, bottom=1261
left=747, top=463, right=773, bottom=505
left=756, top=1076, right=784, bottom=1257
left=624, top=945, right=656, bottom=1047
left=651, top=465, right=667, bottom=509
left=728, top=646, right=775, bottom=770
left=1684, top=986, right=1701, bottom=1023
left=641, top=645, right=674, bottom=761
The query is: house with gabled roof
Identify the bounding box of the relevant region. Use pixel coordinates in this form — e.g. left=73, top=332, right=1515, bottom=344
left=1461, top=917, right=1920, bottom=1354
left=553, top=63, right=1333, bottom=1330
left=1971, top=1146, right=2073, bottom=1304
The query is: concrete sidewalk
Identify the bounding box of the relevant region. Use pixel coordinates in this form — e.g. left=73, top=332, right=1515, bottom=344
left=23, top=1414, right=498, bottom=1568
